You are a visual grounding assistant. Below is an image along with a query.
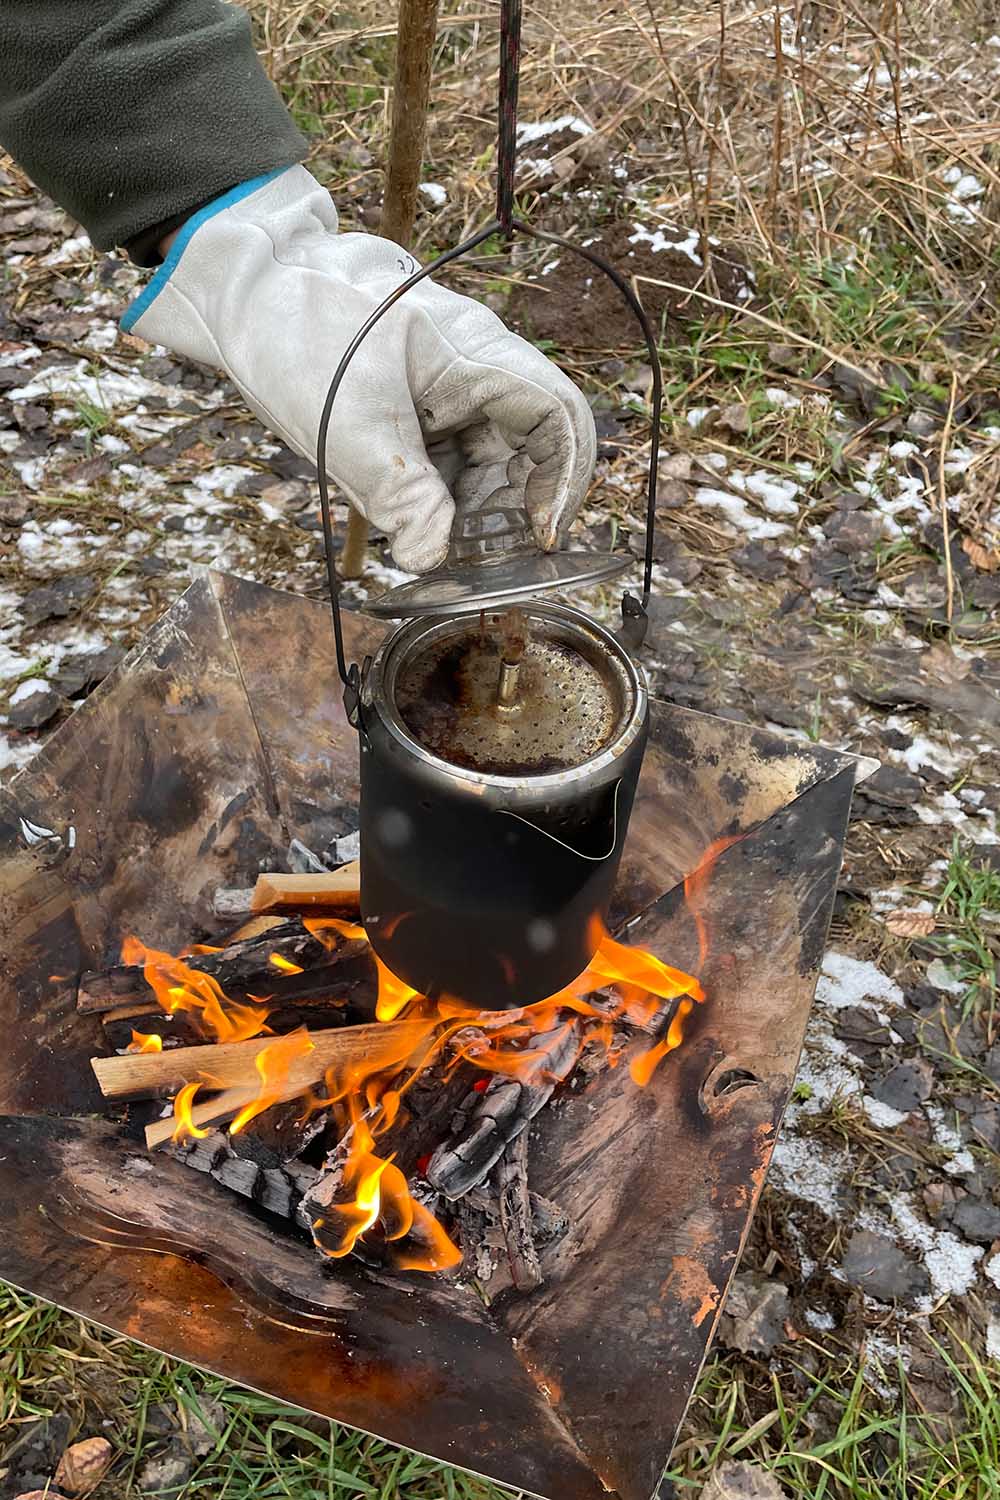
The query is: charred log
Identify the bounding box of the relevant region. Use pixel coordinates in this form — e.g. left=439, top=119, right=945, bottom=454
left=426, top=1022, right=581, bottom=1200
left=229, top=1100, right=330, bottom=1171
left=79, top=932, right=376, bottom=1019
left=496, top=1131, right=542, bottom=1292
left=172, top=1131, right=320, bottom=1222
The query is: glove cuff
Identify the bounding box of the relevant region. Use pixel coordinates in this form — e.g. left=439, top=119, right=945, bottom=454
left=120, top=166, right=295, bottom=334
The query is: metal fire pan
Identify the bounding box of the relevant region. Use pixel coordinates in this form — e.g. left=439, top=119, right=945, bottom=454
left=0, top=572, right=871, bottom=1500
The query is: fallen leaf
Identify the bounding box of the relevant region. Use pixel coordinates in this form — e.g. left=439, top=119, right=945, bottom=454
left=718, top=401, right=752, bottom=434
left=179, top=440, right=214, bottom=465
left=922, top=641, right=971, bottom=683
left=15, top=1492, right=72, bottom=1500
left=885, top=910, right=936, bottom=938
left=54, top=1436, right=113, bottom=1495
left=962, top=535, right=1000, bottom=572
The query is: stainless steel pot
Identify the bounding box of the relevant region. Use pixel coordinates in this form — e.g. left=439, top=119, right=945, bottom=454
left=357, top=602, right=648, bottom=1009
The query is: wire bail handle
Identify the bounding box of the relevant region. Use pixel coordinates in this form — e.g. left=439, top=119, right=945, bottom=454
left=316, top=0, right=663, bottom=700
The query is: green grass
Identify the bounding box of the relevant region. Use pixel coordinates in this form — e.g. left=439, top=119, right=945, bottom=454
left=0, top=1283, right=516, bottom=1499
left=666, top=1334, right=1000, bottom=1500
left=924, top=838, right=1000, bottom=1025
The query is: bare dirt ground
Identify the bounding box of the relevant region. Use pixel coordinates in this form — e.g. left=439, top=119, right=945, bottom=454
left=2, top=0, right=1000, bottom=1494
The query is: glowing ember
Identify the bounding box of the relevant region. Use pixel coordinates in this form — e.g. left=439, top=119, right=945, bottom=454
left=128, top=1029, right=163, bottom=1053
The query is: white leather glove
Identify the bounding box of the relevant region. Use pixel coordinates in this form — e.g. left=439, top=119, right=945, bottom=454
left=122, top=165, right=596, bottom=573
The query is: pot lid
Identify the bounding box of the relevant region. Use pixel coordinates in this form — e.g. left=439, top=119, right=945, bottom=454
left=366, top=548, right=628, bottom=619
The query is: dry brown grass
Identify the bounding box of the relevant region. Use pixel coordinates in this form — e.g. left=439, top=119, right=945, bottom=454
left=244, top=0, right=1000, bottom=282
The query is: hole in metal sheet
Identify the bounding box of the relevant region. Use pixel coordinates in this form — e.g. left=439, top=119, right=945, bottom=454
left=714, top=1067, right=761, bottom=1096
left=699, top=1061, right=764, bottom=1115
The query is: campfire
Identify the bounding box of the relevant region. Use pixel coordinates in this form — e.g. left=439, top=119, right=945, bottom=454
left=85, top=858, right=705, bottom=1290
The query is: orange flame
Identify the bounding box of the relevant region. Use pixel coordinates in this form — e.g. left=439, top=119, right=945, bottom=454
left=132, top=838, right=726, bottom=1270
left=121, top=935, right=269, bottom=1044
left=313, top=1106, right=461, bottom=1272
left=374, top=955, right=422, bottom=1022
left=128, top=1029, right=163, bottom=1053
left=304, top=915, right=368, bottom=949
left=172, top=1081, right=210, bottom=1142
left=685, top=834, right=742, bottom=967
left=229, top=1029, right=315, bottom=1135
left=269, top=952, right=304, bottom=974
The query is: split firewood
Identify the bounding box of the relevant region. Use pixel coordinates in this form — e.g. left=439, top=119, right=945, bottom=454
left=224, top=913, right=287, bottom=944
left=94, top=1019, right=428, bottom=1103
left=496, top=1130, right=543, bottom=1291
left=250, top=859, right=360, bottom=914
left=426, top=1021, right=581, bottom=1200
left=212, top=886, right=255, bottom=923
left=77, top=923, right=372, bottom=1015
left=145, top=1081, right=298, bottom=1149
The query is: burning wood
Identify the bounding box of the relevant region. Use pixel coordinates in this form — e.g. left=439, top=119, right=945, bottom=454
left=91, top=1021, right=428, bottom=1102
left=77, top=916, right=369, bottom=1015
left=86, top=860, right=706, bottom=1283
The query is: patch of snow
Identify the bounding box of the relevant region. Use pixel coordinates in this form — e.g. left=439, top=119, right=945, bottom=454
left=987, top=1321, right=1000, bottom=1361
left=96, top=433, right=130, bottom=455
left=924, top=1103, right=976, bottom=1176
left=694, top=485, right=790, bottom=540
left=686, top=407, right=713, bottom=429
left=986, top=1253, right=1000, bottom=1290
left=0, top=342, right=41, bottom=367
left=418, top=182, right=447, bottom=207
left=769, top=1133, right=847, bottom=1217
left=816, top=950, right=903, bottom=1013
left=891, top=1197, right=982, bottom=1296
left=629, top=222, right=702, bottom=266
left=0, top=736, right=37, bottom=775
left=8, top=360, right=193, bottom=412
left=42, top=234, right=91, bottom=265
left=883, top=717, right=966, bottom=777
left=13, top=456, right=47, bottom=490
left=925, top=958, right=966, bottom=997
left=765, top=387, right=800, bottom=409
left=941, top=167, right=985, bottom=225
left=7, top=677, right=50, bottom=706
left=804, top=1307, right=836, bottom=1331
left=743, top=471, right=801, bottom=515
left=862, top=1096, right=909, bottom=1129
left=516, top=115, right=593, bottom=144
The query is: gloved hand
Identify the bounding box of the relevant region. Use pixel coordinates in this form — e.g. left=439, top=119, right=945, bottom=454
left=122, top=166, right=596, bottom=573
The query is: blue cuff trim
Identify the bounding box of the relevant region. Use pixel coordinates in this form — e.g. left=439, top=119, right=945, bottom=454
left=121, top=167, right=291, bottom=333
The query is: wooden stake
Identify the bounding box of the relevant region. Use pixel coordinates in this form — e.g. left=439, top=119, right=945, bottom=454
left=340, top=0, right=440, bottom=581
left=93, top=1020, right=428, bottom=1103
left=381, top=0, right=440, bottom=249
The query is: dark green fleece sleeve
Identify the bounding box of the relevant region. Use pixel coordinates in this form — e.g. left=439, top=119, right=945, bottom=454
left=0, top=0, right=308, bottom=253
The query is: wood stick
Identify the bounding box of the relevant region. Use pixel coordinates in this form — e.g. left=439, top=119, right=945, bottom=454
left=497, top=1130, right=543, bottom=1291
left=225, top=914, right=287, bottom=944
left=250, top=859, right=360, bottom=914
left=145, top=1083, right=293, bottom=1150
left=339, top=0, right=439, bottom=582
left=93, top=1020, right=429, bottom=1102
left=380, top=0, right=439, bottom=248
